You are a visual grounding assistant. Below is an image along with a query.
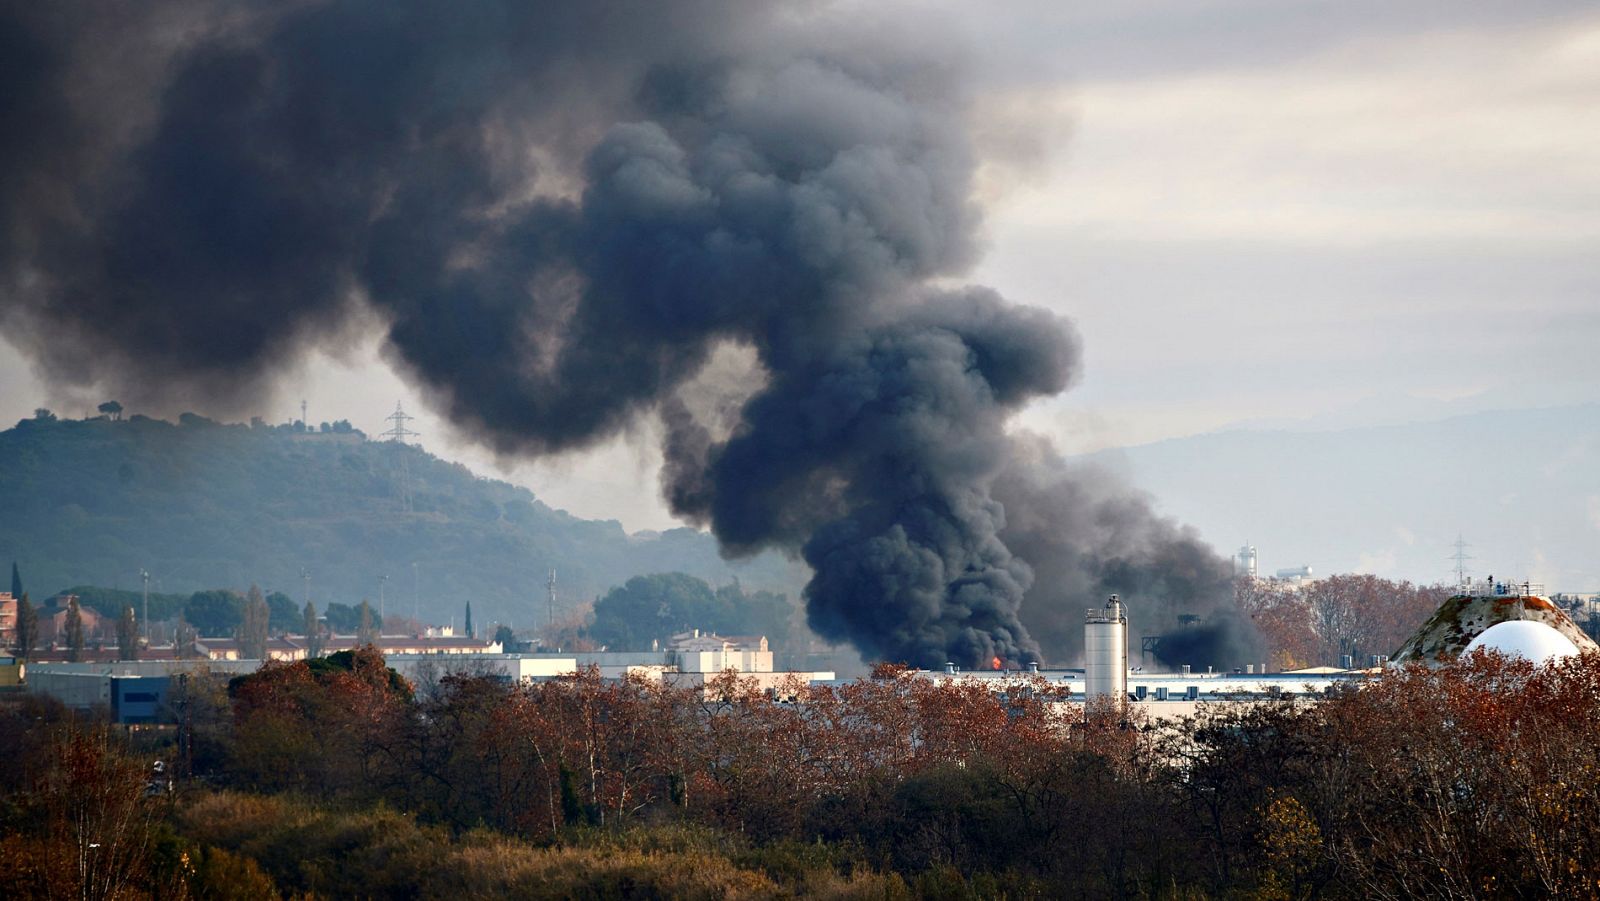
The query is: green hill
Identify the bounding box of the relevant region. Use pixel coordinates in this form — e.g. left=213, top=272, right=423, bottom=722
left=0, top=411, right=804, bottom=631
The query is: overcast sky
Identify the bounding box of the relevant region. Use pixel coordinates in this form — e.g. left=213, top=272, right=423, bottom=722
left=3, top=0, right=1595, bottom=541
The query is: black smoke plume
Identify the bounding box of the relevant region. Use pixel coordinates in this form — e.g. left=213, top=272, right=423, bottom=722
left=991, top=436, right=1263, bottom=669
left=0, top=0, right=1252, bottom=668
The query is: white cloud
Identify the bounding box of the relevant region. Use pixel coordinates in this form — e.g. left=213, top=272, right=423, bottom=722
left=986, top=16, right=1600, bottom=248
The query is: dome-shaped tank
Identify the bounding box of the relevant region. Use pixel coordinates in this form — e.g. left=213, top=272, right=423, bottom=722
left=1464, top=620, right=1580, bottom=664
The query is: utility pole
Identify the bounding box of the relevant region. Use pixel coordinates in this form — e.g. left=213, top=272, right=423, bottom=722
left=411, top=561, right=419, bottom=632
left=140, top=568, right=150, bottom=645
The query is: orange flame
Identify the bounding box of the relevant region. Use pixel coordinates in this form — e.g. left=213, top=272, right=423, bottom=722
left=991, top=656, right=1003, bottom=671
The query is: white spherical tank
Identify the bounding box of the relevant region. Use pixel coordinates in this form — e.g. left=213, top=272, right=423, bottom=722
left=1464, top=620, right=1580, bottom=664
left=1085, top=595, right=1129, bottom=699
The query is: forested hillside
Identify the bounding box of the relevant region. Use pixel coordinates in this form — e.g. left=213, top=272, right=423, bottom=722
left=0, top=412, right=804, bottom=630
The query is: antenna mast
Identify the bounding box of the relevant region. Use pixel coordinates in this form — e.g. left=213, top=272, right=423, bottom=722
left=1449, top=534, right=1473, bottom=590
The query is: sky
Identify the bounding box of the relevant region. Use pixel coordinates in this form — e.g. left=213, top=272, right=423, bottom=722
left=3, top=0, right=1595, bottom=563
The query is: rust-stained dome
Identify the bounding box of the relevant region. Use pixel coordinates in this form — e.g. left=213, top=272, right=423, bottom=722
left=1390, top=592, right=1597, bottom=666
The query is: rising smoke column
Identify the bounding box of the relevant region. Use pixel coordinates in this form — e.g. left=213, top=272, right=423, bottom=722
left=992, top=435, right=1262, bottom=669
left=0, top=0, right=1245, bottom=668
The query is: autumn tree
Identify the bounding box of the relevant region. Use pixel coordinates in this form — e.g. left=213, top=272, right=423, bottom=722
left=228, top=648, right=412, bottom=795
left=0, top=726, right=163, bottom=899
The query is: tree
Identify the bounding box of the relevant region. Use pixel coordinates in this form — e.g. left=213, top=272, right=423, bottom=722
left=265, top=591, right=300, bottom=633
left=239, top=585, right=270, bottom=660
left=97, top=400, right=123, bottom=420
left=10, top=561, right=21, bottom=600
left=303, top=601, right=323, bottom=658
left=32, top=407, right=55, bottom=421
left=173, top=618, right=197, bottom=659
left=324, top=602, right=361, bottom=634
left=493, top=625, right=515, bottom=648
left=464, top=602, right=474, bottom=639
left=357, top=600, right=377, bottom=646
left=184, top=589, right=244, bottom=637
left=64, top=596, right=85, bottom=662
left=117, top=605, right=139, bottom=661
left=14, top=593, right=37, bottom=660
left=714, top=582, right=794, bottom=648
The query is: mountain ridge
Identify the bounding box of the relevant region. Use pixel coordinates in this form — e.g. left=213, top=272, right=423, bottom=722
left=0, top=412, right=805, bottom=630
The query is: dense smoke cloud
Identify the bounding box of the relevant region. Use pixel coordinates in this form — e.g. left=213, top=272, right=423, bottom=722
left=0, top=0, right=1250, bottom=668
left=992, top=436, right=1262, bottom=669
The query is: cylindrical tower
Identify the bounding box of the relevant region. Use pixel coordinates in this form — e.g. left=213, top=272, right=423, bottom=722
left=1085, top=595, right=1129, bottom=699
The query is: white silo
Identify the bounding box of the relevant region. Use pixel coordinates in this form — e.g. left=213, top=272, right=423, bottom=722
left=1084, top=595, right=1129, bottom=699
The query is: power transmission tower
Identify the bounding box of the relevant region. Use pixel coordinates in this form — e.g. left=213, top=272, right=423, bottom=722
left=1449, top=534, right=1473, bottom=590
left=380, top=401, right=421, bottom=512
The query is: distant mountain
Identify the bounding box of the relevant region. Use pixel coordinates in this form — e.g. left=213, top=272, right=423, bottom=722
left=0, top=413, right=805, bottom=630
left=1085, top=404, right=1600, bottom=591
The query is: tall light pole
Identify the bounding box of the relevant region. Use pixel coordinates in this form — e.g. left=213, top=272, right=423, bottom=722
left=140, top=569, right=150, bottom=645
